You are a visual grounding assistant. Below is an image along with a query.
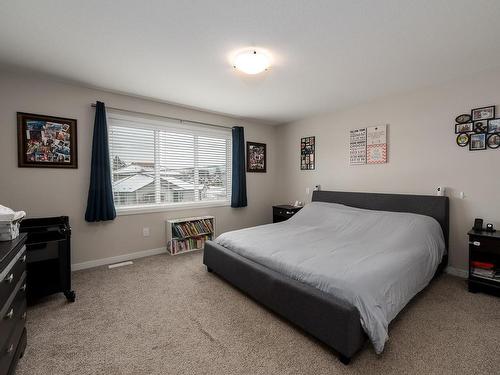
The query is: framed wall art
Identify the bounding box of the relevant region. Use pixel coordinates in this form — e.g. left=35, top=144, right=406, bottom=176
left=488, top=118, right=500, bottom=133
left=469, top=133, right=486, bottom=151
left=487, top=133, right=500, bottom=149
left=349, top=125, right=388, bottom=165
left=455, top=122, right=473, bottom=133
left=454, top=105, right=498, bottom=152
left=246, top=141, right=266, bottom=173
left=17, top=112, right=78, bottom=168
left=349, top=128, right=367, bottom=165
left=366, top=125, right=387, bottom=164
left=473, top=120, right=488, bottom=133
left=456, top=133, right=469, bottom=147
left=455, top=114, right=472, bottom=124
left=300, top=136, right=315, bottom=170
left=471, top=106, right=495, bottom=121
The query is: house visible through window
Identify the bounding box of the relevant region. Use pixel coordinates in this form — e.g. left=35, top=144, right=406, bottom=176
left=108, top=111, right=232, bottom=212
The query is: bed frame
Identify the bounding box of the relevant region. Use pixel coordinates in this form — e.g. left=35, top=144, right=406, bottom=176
left=203, top=191, right=449, bottom=364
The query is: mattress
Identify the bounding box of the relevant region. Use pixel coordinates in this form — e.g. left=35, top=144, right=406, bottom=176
left=215, top=201, right=445, bottom=353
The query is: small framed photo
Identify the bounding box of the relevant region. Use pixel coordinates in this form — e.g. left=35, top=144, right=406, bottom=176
left=455, top=114, right=472, bottom=124
left=17, top=112, right=78, bottom=168
left=473, top=120, right=488, bottom=133
left=471, top=106, right=495, bottom=121
left=246, top=142, right=266, bottom=173
left=487, top=133, right=500, bottom=149
left=488, top=118, right=500, bottom=133
left=455, top=122, right=473, bottom=133
left=469, top=133, right=486, bottom=151
left=456, top=133, right=469, bottom=147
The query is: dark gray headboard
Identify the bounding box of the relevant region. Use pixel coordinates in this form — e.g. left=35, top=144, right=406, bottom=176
left=311, top=190, right=449, bottom=251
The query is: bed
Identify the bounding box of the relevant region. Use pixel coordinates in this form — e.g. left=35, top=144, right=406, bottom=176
left=203, top=191, right=449, bottom=364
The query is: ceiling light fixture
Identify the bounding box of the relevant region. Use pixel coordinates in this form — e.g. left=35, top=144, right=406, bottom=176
left=232, top=48, right=271, bottom=75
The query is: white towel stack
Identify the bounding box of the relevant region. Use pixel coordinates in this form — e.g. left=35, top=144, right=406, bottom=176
left=0, top=205, right=26, bottom=241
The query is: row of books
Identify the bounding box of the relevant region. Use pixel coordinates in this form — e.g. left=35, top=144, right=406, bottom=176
left=167, top=235, right=212, bottom=254
left=172, top=219, right=214, bottom=238
left=471, top=261, right=499, bottom=280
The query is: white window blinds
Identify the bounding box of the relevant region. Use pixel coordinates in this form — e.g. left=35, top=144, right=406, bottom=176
left=108, top=111, right=232, bottom=211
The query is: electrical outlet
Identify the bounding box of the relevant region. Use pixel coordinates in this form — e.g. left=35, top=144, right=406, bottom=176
left=305, top=187, right=310, bottom=195
left=142, top=227, right=150, bottom=237
left=459, top=192, right=465, bottom=199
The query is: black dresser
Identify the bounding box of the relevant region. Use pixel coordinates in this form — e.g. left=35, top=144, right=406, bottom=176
left=468, top=229, right=500, bottom=296
left=272, top=205, right=303, bottom=223
left=0, top=234, right=27, bottom=375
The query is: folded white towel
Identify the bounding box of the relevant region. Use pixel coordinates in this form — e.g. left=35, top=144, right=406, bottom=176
left=0, top=205, right=26, bottom=223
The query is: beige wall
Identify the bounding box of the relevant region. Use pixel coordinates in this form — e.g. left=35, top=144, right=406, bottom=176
left=0, top=69, right=278, bottom=266
left=276, top=68, right=500, bottom=271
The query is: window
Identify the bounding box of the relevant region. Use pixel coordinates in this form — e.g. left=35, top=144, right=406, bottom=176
left=108, top=111, right=232, bottom=213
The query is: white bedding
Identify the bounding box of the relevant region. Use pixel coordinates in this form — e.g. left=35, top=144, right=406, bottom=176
left=215, top=201, right=445, bottom=354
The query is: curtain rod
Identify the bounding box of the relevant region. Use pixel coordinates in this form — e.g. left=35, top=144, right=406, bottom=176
left=90, top=103, right=233, bottom=130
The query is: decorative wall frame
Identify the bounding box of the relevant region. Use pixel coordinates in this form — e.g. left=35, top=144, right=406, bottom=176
left=471, top=106, right=495, bottom=121
left=456, top=133, right=469, bottom=147
left=487, top=133, right=500, bottom=149
left=300, top=136, right=315, bottom=170
left=454, top=105, right=498, bottom=151
left=469, top=133, right=486, bottom=151
left=246, top=141, right=266, bottom=173
left=17, top=112, right=78, bottom=168
left=349, top=125, right=388, bottom=165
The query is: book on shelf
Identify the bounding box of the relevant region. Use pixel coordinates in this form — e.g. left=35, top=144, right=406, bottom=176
left=471, top=267, right=496, bottom=278
left=172, top=219, right=214, bottom=238
left=471, top=261, right=494, bottom=269
left=167, top=234, right=212, bottom=255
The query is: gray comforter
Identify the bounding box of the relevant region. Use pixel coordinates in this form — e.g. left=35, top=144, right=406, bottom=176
left=215, top=202, right=445, bottom=353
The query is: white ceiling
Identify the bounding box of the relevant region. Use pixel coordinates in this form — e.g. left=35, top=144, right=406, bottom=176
left=1, top=1, right=500, bottom=124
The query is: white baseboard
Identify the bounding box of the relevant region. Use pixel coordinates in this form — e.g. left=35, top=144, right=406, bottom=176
left=445, top=266, right=468, bottom=278
left=72, top=247, right=167, bottom=271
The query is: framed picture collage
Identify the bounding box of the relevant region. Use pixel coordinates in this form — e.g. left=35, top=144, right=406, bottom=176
left=455, top=106, right=500, bottom=151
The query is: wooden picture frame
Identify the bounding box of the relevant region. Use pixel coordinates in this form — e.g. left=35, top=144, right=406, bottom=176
left=17, top=112, right=78, bottom=168
left=246, top=142, right=266, bottom=173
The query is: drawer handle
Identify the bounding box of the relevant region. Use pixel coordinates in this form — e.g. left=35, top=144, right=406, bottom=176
left=20, top=254, right=27, bottom=263
left=5, top=308, right=14, bottom=320
left=285, top=211, right=294, bottom=215
left=21, top=283, right=27, bottom=292
left=4, top=273, right=14, bottom=284
left=470, top=241, right=481, bottom=246
left=21, top=312, right=27, bottom=320
left=6, top=344, right=14, bottom=354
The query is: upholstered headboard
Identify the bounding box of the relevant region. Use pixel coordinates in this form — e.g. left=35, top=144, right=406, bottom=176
left=311, top=190, right=450, bottom=251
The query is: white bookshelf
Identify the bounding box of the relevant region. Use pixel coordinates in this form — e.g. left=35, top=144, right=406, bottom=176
left=166, top=215, right=215, bottom=255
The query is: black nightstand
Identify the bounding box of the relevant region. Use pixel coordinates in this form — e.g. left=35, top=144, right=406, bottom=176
left=273, top=205, right=303, bottom=223
left=468, top=229, right=500, bottom=296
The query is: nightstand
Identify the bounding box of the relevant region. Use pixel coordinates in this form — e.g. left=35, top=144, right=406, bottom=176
left=273, top=205, right=303, bottom=223
left=467, top=229, right=500, bottom=296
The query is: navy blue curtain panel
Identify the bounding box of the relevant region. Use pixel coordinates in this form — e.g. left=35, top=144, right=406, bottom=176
left=231, top=126, right=247, bottom=208
left=85, top=101, right=116, bottom=222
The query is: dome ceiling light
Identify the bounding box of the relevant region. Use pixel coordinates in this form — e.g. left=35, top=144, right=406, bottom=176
left=232, top=48, right=272, bottom=75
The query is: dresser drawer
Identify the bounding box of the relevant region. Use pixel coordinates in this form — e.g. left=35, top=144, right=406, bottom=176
left=0, top=248, right=26, bottom=309
left=0, top=273, right=27, bottom=353
left=0, top=313, right=25, bottom=375
left=469, top=236, right=500, bottom=255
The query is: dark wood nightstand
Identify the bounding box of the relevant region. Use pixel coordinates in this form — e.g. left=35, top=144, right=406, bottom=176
left=467, top=229, right=500, bottom=296
left=273, top=205, right=303, bottom=223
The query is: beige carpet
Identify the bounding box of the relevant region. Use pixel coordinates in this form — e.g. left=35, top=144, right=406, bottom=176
left=16, top=252, right=499, bottom=375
